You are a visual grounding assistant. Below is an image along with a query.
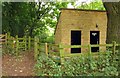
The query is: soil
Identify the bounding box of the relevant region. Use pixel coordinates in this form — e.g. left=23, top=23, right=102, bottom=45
left=2, top=50, right=36, bottom=76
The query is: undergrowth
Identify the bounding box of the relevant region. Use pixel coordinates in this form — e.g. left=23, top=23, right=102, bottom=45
left=2, top=44, right=17, bottom=56
left=34, top=51, right=119, bottom=76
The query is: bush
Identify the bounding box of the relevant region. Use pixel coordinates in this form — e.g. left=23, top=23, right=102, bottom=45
left=2, top=44, right=16, bottom=56
left=34, top=52, right=119, bottom=76
left=45, top=35, right=55, bottom=43
left=34, top=53, right=62, bottom=76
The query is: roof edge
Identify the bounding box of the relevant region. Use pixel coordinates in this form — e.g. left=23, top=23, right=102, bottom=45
left=54, top=12, right=62, bottom=35
left=60, top=8, right=106, bottom=12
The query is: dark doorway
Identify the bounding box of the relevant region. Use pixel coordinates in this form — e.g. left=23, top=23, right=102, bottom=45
left=90, top=31, right=99, bottom=52
left=71, top=31, right=81, bottom=53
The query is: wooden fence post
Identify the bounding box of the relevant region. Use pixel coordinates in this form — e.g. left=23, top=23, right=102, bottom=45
left=88, top=44, right=92, bottom=69
left=34, top=36, right=37, bottom=60
left=15, top=35, right=18, bottom=56
left=23, top=36, right=26, bottom=51
left=5, top=33, right=7, bottom=45
left=88, top=44, right=91, bottom=54
left=112, top=41, right=116, bottom=55
left=59, top=44, right=64, bottom=64
left=34, top=36, right=39, bottom=60
left=28, top=36, right=31, bottom=51
left=7, top=33, right=11, bottom=47
left=45, top=43, right=48, bottom=57
left=12, top=37, right=15, bottom=49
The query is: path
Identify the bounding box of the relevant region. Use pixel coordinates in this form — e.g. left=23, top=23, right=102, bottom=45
left=2, top=50, right=36, bottom=76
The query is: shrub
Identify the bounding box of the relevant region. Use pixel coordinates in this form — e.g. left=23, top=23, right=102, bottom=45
left=2, top=44, right=16, bottom=56
left=34, top=53, right=62, bottom=76
left=34, top=51, right=119, bottom=76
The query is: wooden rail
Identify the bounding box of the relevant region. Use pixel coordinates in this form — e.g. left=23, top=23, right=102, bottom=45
left=31, top=36, right=120, bottom=62
left=34, top=40, right=119, bottom=63
left=1, top=33, right=34, bottom=56
left=58, top=41, right=119, bottom=64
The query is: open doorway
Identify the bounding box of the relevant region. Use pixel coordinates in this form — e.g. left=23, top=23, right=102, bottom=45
left=90, top=31, right=99, bottom=52
left=71, top=30, right=81, bottom=53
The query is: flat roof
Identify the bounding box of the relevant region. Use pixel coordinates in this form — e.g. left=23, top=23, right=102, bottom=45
left=60, top=8, right=106, bottom=12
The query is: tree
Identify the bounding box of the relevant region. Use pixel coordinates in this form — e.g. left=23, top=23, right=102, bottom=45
left=2, top=2, right=35, bottom=37
left=74, top=0, right=105, bottom=10
left=103, top=1, right=120, bottom=49
left=76, top=0, right=105, bottom=10
left=2, top=2, right=69, bottom=38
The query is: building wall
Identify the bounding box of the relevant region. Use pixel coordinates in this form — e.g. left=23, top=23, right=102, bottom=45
left=55, top=13, right=62, bottom=44
left=55, top=9, right=107, bottom=54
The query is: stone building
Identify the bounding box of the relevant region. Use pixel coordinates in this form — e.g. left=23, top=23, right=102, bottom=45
left=55, top=8, right=107, bottom=54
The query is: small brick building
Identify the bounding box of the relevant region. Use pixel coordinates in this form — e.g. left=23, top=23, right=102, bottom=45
left=55, top=8, right=107, bottom=54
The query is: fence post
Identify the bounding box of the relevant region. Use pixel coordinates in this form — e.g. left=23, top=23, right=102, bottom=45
left=15, top=35, right=18, bottom=56
left=5, top=33, right=7, bottom=45
left=24, top=36, right=27, bottom=51
left=88, top=44, right=92, bottom=69
left=59, top=43, right=64, bottom=64
left=34, top=36, right=39, bottom=60
left=88, top=44, right=91, bottom=54
left=45, top=43, right=48, bottom=57
left=112, top=41, right=116, bottom=55
left=7, top=33, right=10, bottom=46
left=28, top=36, right=31, bottom=51
left=12, top=37, right=15, bottom=49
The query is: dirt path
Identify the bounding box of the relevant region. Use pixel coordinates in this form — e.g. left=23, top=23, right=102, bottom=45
left=2, top=50, right=36, bottom=76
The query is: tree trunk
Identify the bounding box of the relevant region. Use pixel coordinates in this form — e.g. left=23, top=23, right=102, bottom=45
left=103, top=2, right=120, bottom=44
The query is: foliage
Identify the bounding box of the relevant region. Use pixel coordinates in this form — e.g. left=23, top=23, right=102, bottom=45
left=34, top=53, right=62, bottom=76
left=2, top=1, right=105, bottom=42
left=2, top=2, right=33, bottom=37
left=2, top=2, right=69, bottom=39
left=45, top=35, right=55, bottom=43
left=2, top=44, right=16, bottom=56
left=76, top=0, right=105, bottom=10
left=34, top=51, right=119, bottom=76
